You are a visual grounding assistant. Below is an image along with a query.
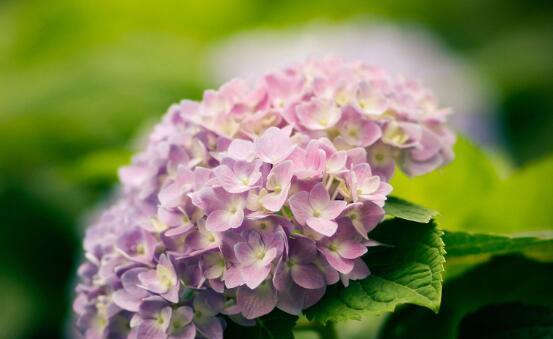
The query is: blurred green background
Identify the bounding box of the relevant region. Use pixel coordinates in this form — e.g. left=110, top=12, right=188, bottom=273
left=1, top=1, right=552, bottom=338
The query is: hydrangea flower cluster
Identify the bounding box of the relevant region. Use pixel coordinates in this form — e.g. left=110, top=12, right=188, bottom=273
left=73, top=58, right=455, bottom=338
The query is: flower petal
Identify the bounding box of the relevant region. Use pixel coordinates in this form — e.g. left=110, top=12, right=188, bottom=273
left=288, top=191, right=311, bottom=225
left=237, top=283, right=278, bottom=319
left=321, top=200, right=347, bottom=220
left=254, top=127, right=294, bottom=164
left=240, top=264, right=271, bottom=289
left=306, top=217, right=338, bottom=237
left=320, top=248, right=354, bottom=274
left=337, top=240, right=367, bottom=259
left=309, top=183, right=330, bottom=211
left=291, top=264, right=326, bottom=289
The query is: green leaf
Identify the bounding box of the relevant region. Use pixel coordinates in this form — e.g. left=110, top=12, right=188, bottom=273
left=305, top=218, right=445, bottom=324
left=442, top=231, right=553, bottom=279
left=443, top=231, right=553, bottom=257
left=458, top=303, right=553, bottom=339
left=390, top=136, right=501, bottom=232
left=379, top=256, right=553, bottom=339
left=474, top=156, right=553, bottom=233
left=384, top=196, right=437, bottom=223
left=224, top=309, right=298, bottom=339
left=391, top=136, right=553, bottom=234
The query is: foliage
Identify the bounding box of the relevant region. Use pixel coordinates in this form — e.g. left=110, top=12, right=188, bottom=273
left=305, top=219, right=445, bottom=323
left=392, top=137, right=553, bottom=234
left=260, top=198, right=553, bottom=338
left=225, top=310, right=298, bottom=339
left=378, top=256, right=553, bottom=339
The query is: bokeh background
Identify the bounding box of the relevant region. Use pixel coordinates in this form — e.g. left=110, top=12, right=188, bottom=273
left=1, top=1, right=552, bottom=338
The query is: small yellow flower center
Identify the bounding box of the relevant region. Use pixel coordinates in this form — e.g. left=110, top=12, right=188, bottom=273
left=255, top=248, right=266, bottom=260
left=348, top=128, right=359, bottom=138
left=157, top=265, right=175, bottom=289
left=155, top=312, right=165, bottom=326
left=136, top=244, right=145, bottom=255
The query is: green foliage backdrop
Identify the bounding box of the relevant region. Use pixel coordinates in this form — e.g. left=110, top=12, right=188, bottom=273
left=1, top=1, right=552, bottom=338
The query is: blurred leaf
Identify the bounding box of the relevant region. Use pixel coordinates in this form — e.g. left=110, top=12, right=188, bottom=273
left=0, top=274, right=35, bottom=339
left=392, top=136, right=553, bottom=234
left=444, top=231, right=553, bottom=257
left=384, top=196, right=437, bottom=223
left=305, top=219, right=445, bottom=323
left=225, top=309, right=298, bottom=339
left=390, top=136, right=500, bottom=232
left=62, top=147, right=131, bottom=184
left=378, top=256, right=553, bottom=339
left=474, top=155, right=553, bottom=233
left=443, top=231, right=553, bottom=279
left=458, top=303, right=553, bottom=339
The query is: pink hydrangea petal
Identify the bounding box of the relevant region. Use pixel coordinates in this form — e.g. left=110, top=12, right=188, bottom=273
left=308, top=183, right=331, bottom=211
left=206, top=209, right=243, bottom=231
left=246, top=230, right=264, bottom=249
left=223, top=265, right=243, bottom=289
left=266, top=160, right=294, bottom=191
left=289, top=237, right=317, bottom=264
left=195, top=316, right=223, bottom=339
left=206, top=210, right=230, bottom=232
left=321, top=200, right=348, bottom=220
left=382, top=121, right=422, bottom=148
left=306, top=217, right=338, bottom=237
left=296, top=99, right=341, bottom=130
left=137, top=320, right=167, bottom=339
left=337, top=240, right=368, bottom=259
left=112, top=290, right=141, bottom=312
left=360, top=176, right=381, bottom=196
left=359, top=121, right=382, bottom=147
left=158, top=180, right=185, bottom=209
left=173, top=324, right=196, bottom=339
left=291, top=264, right=326, bottom=289
left=288, top=191, right=311, bottom=225
left=254, top=127, right=294, bottom=164
left=162, top=285, right=180, bottom=303
left=320, top=248, right=354, bottom=274
left=241, top=264, right=271, bottom=289
left=341, top=259, right=371, bottom=287
left=261, top=188, right=290, bottom=212
left=303, top=288, right=326, bottom=310
left=272, top=258, right=292, bottom=291
left=227, top=139, right=255, bottom=161
left=203, top=265, right=223, bottom=281
left=237, top=283, right=278, bottom=319
left=234, top=243, right=255, bottom=266
left=213, top=165, right=243, bottom=193
left=326, top=151, right=347, bottom=174
left=138, top=270, right=166, bottom=294
left=276, top=284, right=306, bottom=315
left=346, top=147, right=367, bottom=167
left=260, top=247, right=278, bottom=267
left=344, top=202, right=384, bottom=238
